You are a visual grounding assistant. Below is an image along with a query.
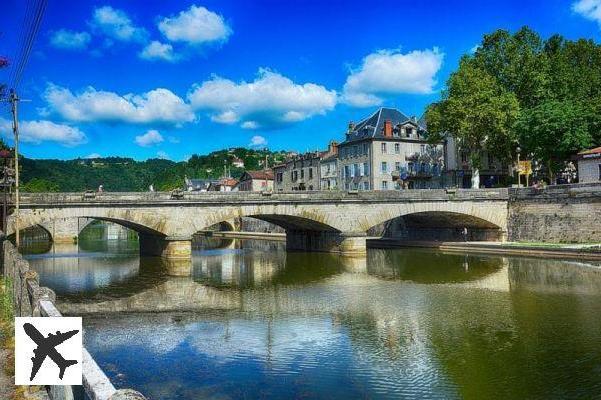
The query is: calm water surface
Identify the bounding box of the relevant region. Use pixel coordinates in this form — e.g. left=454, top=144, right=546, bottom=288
left=22, top=226, right=601, bottom=400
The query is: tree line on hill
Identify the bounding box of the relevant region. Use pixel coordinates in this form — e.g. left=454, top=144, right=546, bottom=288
left=18, top=148, right=287, bottom=192
left=426, top=26, right=601, bottom=183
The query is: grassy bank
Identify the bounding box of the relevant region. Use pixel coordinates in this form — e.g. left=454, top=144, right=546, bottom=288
left=0, top=277, right=16, bottom=399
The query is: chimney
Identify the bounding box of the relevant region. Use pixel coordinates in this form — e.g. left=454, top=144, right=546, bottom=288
left=329, top=141, right=339, bottom=155
left=348, top=121, right=355, bottom=132
left=384, top=119, right=392, bottom=137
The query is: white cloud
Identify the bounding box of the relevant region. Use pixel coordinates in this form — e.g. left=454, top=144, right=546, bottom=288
left=85, top=153, right=102, bottom=159
left=50, top=30, right=91, bottom=50
left=342, top=48, right=444, bottom=107
left=188, top=69, right=337, bottom=129
left=158, top=5, right=231, bottom=45
left=135, top=130, right=164, bottom=147
left=44, top=84, right=195, bottom=126
left=241, top=121, right=259, bottom=130
left=470, top=44, right=480, bottom=54
left=0, top=118, right=87, bottom=147
left=156, top=150, right=170, bottom=159
left=249, top=135, right=267, bottom=148
left=139, top=41, right=179, bottom=62
left=90, top=6, right=147, bottom=43
left=573, top=0, right=601, bottom=25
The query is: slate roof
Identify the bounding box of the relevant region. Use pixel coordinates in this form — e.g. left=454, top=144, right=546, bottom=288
left=342, top=107, right=427, bottom=143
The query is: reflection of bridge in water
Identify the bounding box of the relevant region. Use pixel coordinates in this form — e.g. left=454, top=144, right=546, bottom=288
left=59, top=249, right=514, bottom=315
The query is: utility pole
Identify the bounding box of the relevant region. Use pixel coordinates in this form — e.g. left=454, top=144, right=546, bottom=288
left=9, top=89, right=20, bottom=246
left=264, top=154, right=268, bottom=190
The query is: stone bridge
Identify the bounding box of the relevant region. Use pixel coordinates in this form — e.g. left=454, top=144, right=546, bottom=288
left=9, top=189, right=509, bottom=263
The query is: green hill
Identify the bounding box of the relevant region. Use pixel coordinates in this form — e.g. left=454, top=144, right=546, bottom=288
left=19, top=148, right=288, bottom=192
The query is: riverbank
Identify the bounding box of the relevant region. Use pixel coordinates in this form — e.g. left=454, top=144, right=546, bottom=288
left=369, top=239, right=601, bottom=260
left=0, top=277, right=15, bottom=400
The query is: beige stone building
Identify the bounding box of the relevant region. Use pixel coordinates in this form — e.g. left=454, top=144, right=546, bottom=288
left=235, top=170, right=274, bottom=191
left=576, top=147, right=601, bottom=183
left=273, top=142, right=338, bottom=191
left=338, top=107, right=444, bottom=191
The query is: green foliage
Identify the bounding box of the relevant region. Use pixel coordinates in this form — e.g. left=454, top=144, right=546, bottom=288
left=515, top=100, right=593, bottom=178
left=430, top=26, right=601, bottom=179
left=426, top=58, right=519, bottom=168
left=20, top=148, right=288, bottom=192
left=21, top=178, right=59, bottom=192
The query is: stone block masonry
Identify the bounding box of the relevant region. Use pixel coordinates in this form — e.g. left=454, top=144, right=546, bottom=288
left=508, top=183, right=601, bottom=243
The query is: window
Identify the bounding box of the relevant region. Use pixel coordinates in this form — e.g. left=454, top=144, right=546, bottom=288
left=408, top=162, right=414, bottom=173
left=301, top=169, right=305, bottom=179
left=309, top=168, right=313, bottom=179
left=344, top=165, right=350, bottom=178
left=395, top=143, right=400, bottom=154
left=363, top=143, right=368, bottom=154
left=363, top=182, right=369, bottom=190
left=395, top=162, right=401, bottom=171
left=353, top=145, right=358, bottom=156
left=381, top=143, right=387, bottom=153
left=350, top=164, right=355, bottom=178
left=381, top=180, right=388, bottom=190
left=599, top=164, right=601, bottom=180
left=363, top=162, right=369, bottom=176
left=420, top=144, right=425, bottom=153
left=276, top=172, right=283, bottom=183
left=293, top=171, right=298, bottom=181
left=381, top=161, right=388, bottom=173
left=354, top=163, right=360, bottom=177
left=406, top=127, right=413, bottom=137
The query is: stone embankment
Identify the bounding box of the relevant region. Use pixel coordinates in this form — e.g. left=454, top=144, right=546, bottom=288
left=1, top=234, right=147, bottom=400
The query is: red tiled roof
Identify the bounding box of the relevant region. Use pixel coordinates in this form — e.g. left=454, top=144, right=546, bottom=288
left=579, top=146, right=601, bottom=155
left=244, top=169, right=274, bottom=180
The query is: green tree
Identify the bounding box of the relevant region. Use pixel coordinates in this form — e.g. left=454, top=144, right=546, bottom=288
left=474, top=27, right=549, bottom=109
left=22, top=178, right=59, bottom=192
left=515, top=100, right=593, bottom=181
left=426, top=58, right=519, bottom=187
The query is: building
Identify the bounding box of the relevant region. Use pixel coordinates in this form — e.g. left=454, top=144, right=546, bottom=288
left=576, top=146, right=601, bottom=183
left=338, top=107, right=444, bottom=191
left=235, top=170, right=274, bottom=191
left=232, top=157, right=245, bottom=168
left=273, top=152, right=321, bottom=191
left=209, top=177, right=239, bottom=192
left=320, top=142, right=339, bottom=190
left=184, top=176, right=218, bottom=192
left=443, top=135, right=510, bottom=188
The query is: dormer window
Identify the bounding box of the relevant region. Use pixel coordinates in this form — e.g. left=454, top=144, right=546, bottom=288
left=406, top=127, right=413, bottom=137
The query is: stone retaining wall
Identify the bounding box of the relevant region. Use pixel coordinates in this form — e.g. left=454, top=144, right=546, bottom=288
left=508, top=183, right=601, bottom=243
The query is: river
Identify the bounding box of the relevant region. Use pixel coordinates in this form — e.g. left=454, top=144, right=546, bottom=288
left=20, top=223, right=601, bottom=400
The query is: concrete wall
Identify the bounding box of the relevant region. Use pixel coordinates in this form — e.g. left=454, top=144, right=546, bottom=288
left=508, top=183, right=601, bottom=243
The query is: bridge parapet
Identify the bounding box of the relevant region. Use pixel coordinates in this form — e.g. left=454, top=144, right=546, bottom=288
left=17, top=188, right=509, bottom=206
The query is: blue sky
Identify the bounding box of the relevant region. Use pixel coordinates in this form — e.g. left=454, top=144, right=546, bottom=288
left=0, top=0, right=600, bottom=161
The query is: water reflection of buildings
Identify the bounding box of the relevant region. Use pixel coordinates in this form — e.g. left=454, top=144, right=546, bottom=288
left=26, top=243, right=140, bottom=295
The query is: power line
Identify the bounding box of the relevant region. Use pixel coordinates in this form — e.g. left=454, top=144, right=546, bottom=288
left=11, top=0, right=47, bottom=91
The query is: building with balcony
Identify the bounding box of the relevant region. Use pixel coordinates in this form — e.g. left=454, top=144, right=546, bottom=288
left=443, top=135, right=510, bottom=188
left=338, top=107, right=444, bottom=191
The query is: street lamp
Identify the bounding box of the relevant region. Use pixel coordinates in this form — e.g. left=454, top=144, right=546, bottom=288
left=516, top=146, right=521, bottom=188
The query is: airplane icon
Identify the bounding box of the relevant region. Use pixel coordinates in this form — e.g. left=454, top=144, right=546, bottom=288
left=23, top=322, right=79, bottom=381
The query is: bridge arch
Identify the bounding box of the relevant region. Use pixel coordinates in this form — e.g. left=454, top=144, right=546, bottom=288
left=360, top=201, right=507, bottom=239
